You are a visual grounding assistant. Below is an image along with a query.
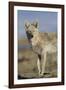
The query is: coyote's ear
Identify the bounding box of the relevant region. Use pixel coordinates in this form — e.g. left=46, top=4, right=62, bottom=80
left=33, top=22, right=39, bottom=28
left=25, top=21, right=30, bottom=29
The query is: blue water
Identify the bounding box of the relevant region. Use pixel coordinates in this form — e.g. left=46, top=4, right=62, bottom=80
left=18, top=44, right=32, bottom=50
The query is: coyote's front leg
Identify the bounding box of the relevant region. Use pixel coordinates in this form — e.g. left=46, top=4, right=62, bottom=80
left=37, top=54, right=42, bottom=76
left=37, top=58, right=41, bottom=76
left=41, top=51, right=47, bottom=76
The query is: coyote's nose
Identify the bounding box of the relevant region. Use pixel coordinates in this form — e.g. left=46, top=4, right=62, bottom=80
left=26, top=31, right=33, bottom=40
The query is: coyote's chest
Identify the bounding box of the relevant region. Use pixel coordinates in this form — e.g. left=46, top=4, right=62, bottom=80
left=30, top=35, right=43, bottom=54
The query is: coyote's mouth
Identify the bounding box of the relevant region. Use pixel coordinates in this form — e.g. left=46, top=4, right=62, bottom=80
left=26, top=31, right=33, bottom=41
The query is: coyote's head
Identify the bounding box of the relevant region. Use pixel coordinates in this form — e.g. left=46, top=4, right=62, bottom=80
left=25, top=21, right=39, bottom=41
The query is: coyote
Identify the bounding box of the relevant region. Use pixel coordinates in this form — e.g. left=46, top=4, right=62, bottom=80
left=25, top=21, right=57, bottom=77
